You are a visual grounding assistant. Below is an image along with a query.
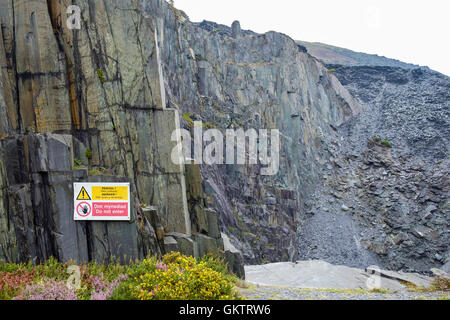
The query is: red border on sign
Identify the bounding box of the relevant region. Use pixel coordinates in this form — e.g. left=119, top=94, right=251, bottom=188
left=76, top=202, right=92, bottom=217
left=92, top=202, right=128, bottom=217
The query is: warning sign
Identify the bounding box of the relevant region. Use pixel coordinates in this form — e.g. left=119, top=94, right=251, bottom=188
left=76, top=187, right=91, bottom=200
left=73, top=183, right=130, bottom=221
left=76, top=202, right=91, bottom=217
left=92, top=186, right=128, bottom=200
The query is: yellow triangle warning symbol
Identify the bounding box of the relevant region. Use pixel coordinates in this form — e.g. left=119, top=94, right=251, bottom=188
left=77, top=187, right=91, bottom=200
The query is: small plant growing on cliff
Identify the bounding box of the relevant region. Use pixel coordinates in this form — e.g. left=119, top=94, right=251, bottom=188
left=372, top=137, right=392, bottom=148
left=182, top=112, right=195, bottom=128
left=381, top=139, right=392, bottom=148
left=85, top=148, right=93, bottom=160
left=139, top=202, right=149, bottom=208
left=73, top=158, right=83, bottom=169
left=182, top=112, right=194, bottom=122
left=97, top=69, right=105, bottom=84
left=88, top=167, right=106, bottom=176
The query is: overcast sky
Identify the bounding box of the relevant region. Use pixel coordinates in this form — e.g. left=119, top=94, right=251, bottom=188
left=175, top=0, right=450, bottom=76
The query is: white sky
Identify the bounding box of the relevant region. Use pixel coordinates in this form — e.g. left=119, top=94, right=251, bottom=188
left=174, top=0, right=450, bottom=76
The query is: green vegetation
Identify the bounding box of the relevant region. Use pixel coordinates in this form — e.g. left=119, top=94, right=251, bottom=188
left=369, top=288, right=391, bottom=294
left=401, top=276, right=450, bottom=293
left=182, top=112, right=194, bottom=128
left=372, top=137, right=392, bottom=148
left=327, top=68, right=336, bottom=73
left=0, top=253, right=241, bottom=300
left=88, top=167, right=106, bottom=176
left=97, top=68, right=105, bottom=84
left=112, top=252, right=241, bottom=300
left=203, top=122, right=216, bottom=129
left=85, top=148, right=93, bottom=160
left=182, top=112, right=194, bottom=123
left=182, top=113, right=216, bottom=129
left=0, top=257, right=126, bottom=300
left=73, top=158, right=83, bottom=169
left=381, top=140, right=392, bottom=148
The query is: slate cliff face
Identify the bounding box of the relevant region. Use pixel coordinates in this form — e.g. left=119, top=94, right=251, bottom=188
left=0, top=0, right=243, bottom=275
left=0, top=0, right=362, bottom=269
left=2, top=0, right=445, bottom=274
left=140, top=3, right=362, bottom=263
left=298, top=45, right=449, bottom=272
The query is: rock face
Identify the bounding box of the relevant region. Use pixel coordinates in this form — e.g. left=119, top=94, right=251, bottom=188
left=140, top=2, right=362, bottom=265
left=0, top=0, right=361, bottom=269
left=0, top=0, right=447, bottom=276
left=298, top=51, right=449, bottom=271
left=0, top=0, right=240, bottom=275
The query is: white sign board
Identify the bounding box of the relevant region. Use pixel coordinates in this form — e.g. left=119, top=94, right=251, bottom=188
left=73, top=183, right=130, bottom=221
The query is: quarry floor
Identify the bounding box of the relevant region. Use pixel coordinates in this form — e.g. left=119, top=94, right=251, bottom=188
left=239, top=260, right=449, bottom=300
left=239, top=285, right=448, bottom=300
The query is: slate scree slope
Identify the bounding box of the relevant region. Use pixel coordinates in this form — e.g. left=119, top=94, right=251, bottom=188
left=0, top=0, right=448, bottom=275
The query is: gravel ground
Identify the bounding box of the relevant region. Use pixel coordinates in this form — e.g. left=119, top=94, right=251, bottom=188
left=239, top=285, right=450, bottom=300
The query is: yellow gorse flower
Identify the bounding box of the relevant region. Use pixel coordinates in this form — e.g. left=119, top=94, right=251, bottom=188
left=126, top=253, right=241, bottom=300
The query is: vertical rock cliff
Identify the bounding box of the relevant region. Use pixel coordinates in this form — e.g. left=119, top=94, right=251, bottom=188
left=5, top=0, right=443, bottom=275
left=0, top=0, right=244, bottom=277
left=0, top=0, right=363, bottom=271
left=139, top=1, right=363, bottom=263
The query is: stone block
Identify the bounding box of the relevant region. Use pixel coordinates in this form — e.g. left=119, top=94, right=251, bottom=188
left=164, top=236, right=178, bottom=253
left=193, top=205, right=208, bottom=234
left=166, top=232, right=197, bottom=258
left=73, top=168, right=88, bottom=180
left=185, top=164, right=203, bottom=200
left=195, top=234, right=224, bottom=257
left=205, top=209, right=220, bottom=239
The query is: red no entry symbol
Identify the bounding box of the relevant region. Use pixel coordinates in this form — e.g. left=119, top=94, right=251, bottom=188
left=76, top=202, right=91, bottom=217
